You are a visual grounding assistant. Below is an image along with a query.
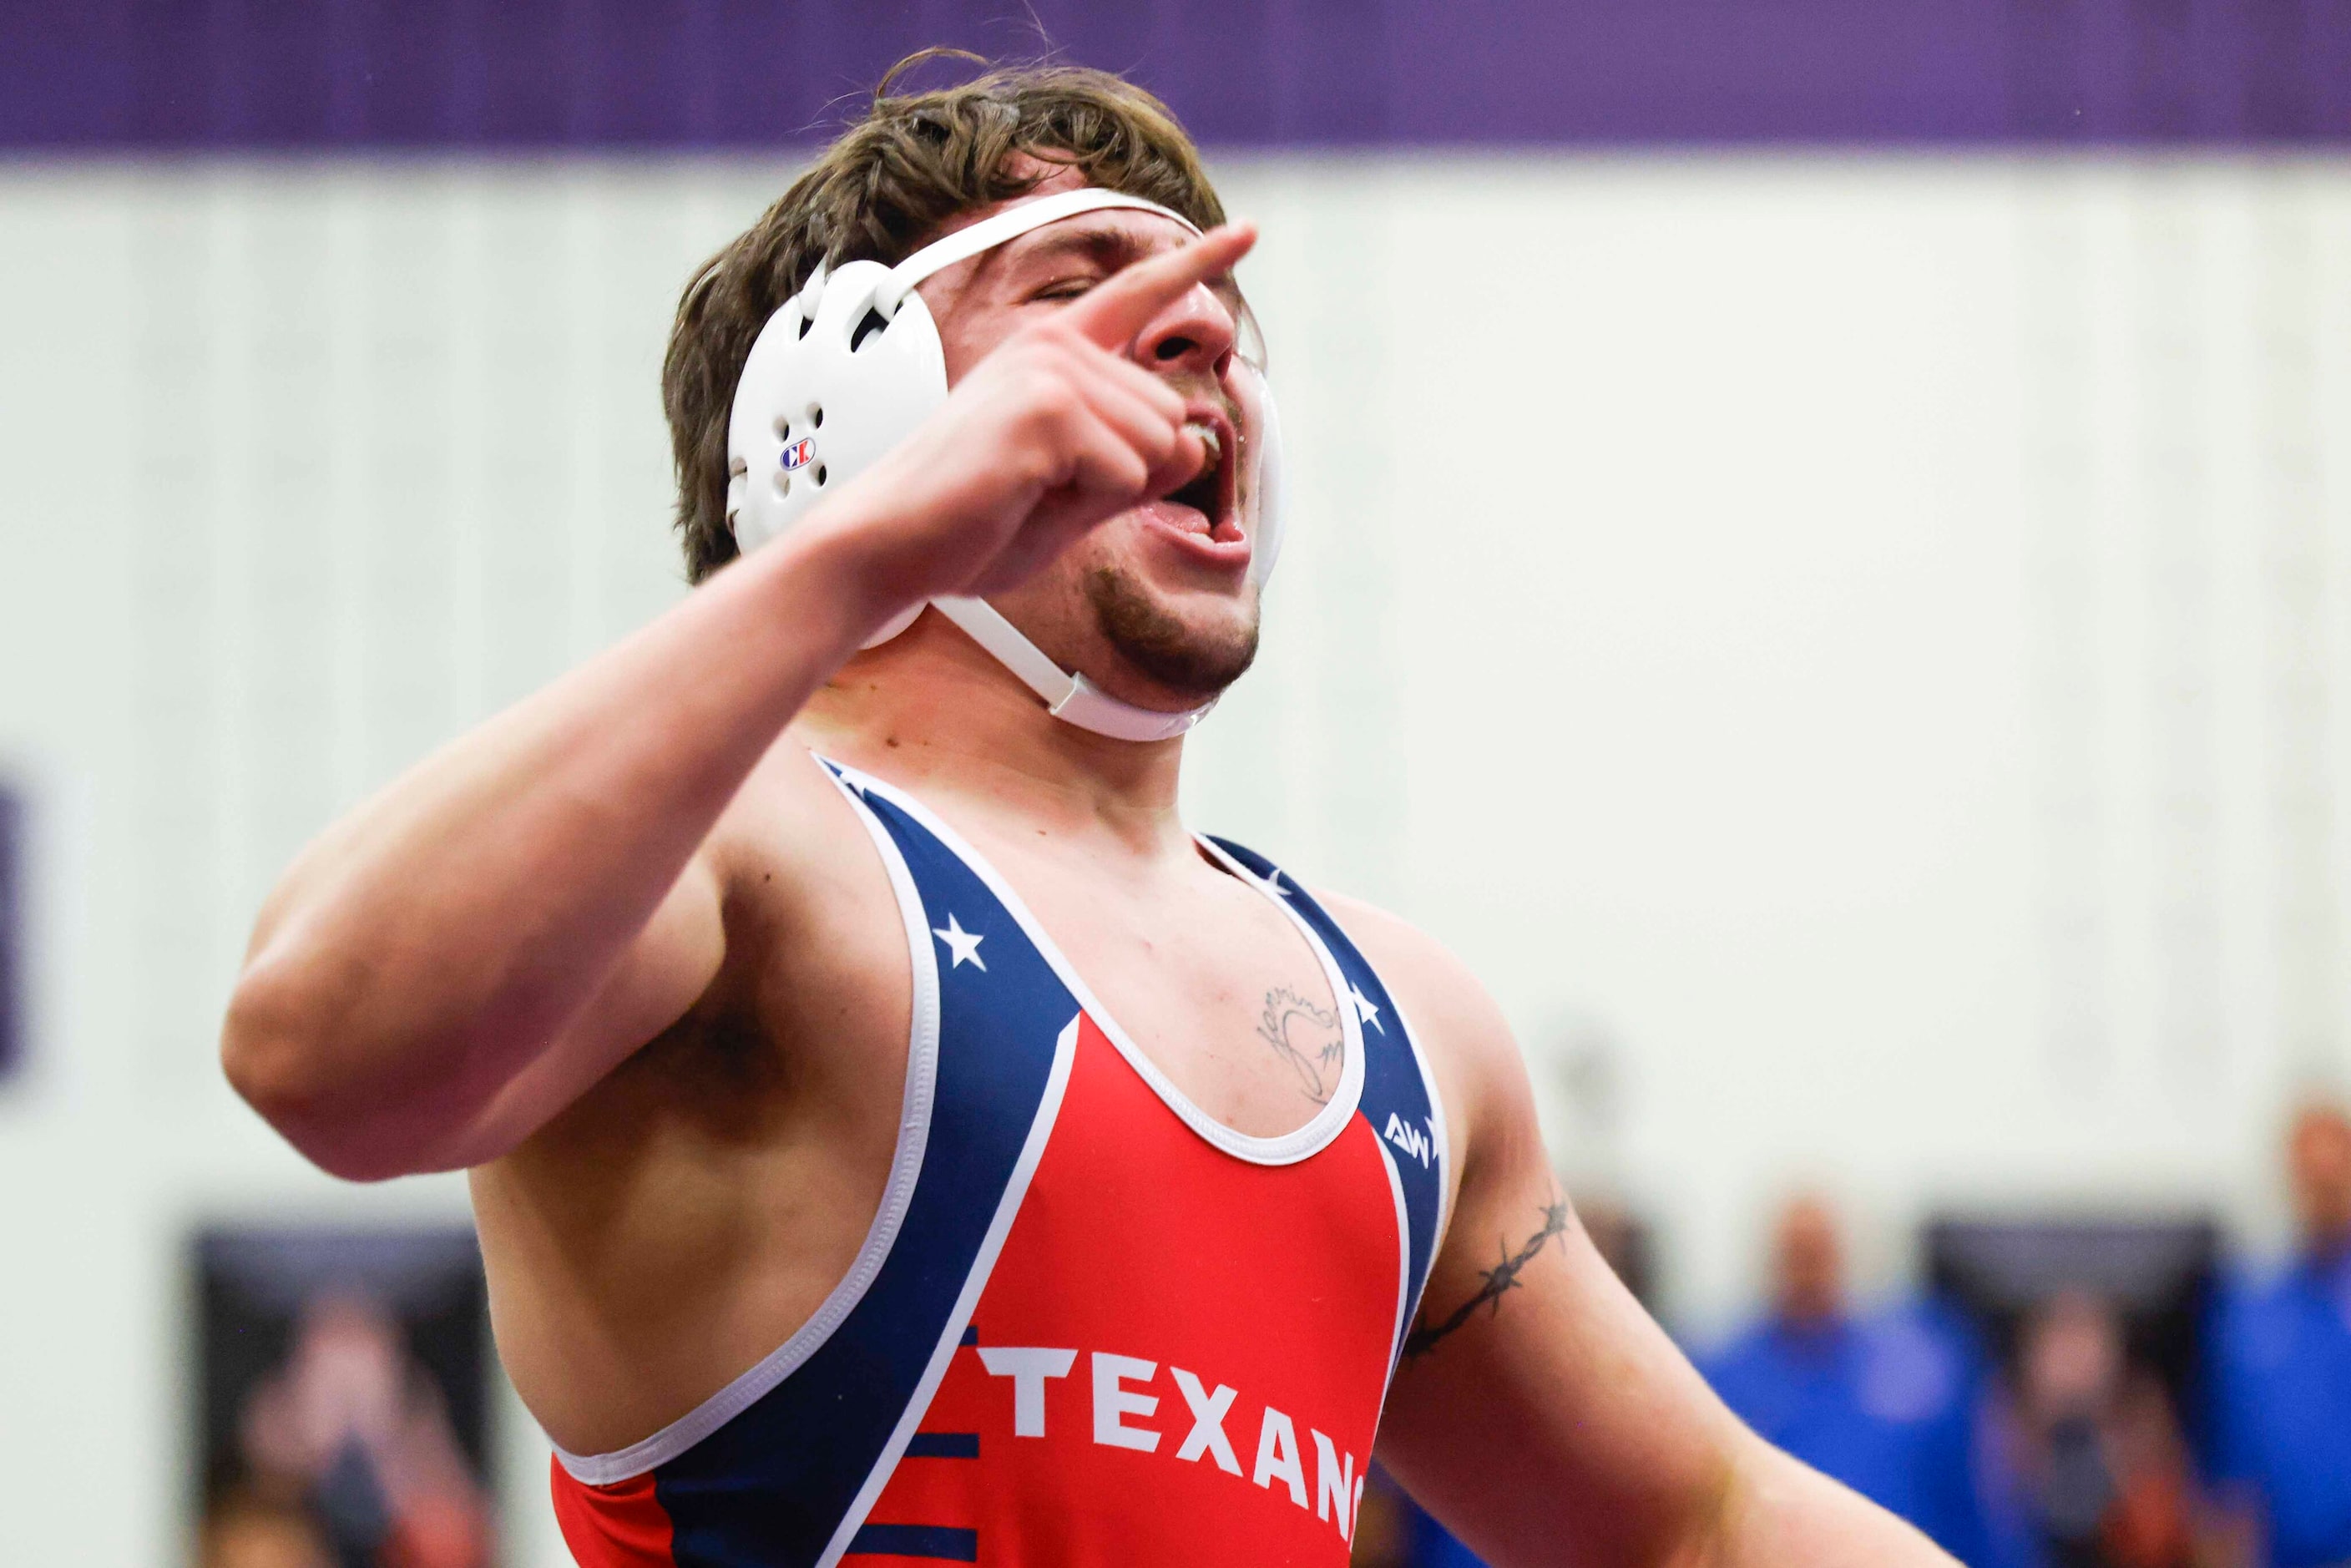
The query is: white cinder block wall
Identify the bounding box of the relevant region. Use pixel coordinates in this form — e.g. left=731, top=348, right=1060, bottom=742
left=2, top=154, right=2347, bottom=1565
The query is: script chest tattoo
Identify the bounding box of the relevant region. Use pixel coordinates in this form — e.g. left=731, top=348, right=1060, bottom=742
left=1256, top=985, right=1344, bottom=1105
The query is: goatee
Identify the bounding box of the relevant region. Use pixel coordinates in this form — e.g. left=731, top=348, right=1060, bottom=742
left=1086, top=565, right=1260, bottom=699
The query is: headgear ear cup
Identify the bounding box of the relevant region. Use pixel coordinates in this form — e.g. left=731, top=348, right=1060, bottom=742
left=723, top=186, right=1284, bottom=735
left=726, top=257, right=947, bottom=647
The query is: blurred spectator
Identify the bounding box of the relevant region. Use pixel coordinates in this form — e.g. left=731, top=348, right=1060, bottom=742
left=2205, top=1098, right=2351, bottom=1568
left=226, top=1293, right=491, bottom=1568
left=1699, top=1194, right=1994, bottom=1562
left=1986, top=1289, right=2245, bottom=1568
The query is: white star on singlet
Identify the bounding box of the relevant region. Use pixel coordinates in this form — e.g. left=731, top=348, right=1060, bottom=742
left=1350, top=984, right=1384, bottom=1034
left=933, top=913, right=987, bottom=971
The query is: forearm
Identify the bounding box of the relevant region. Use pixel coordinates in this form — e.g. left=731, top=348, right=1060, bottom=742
left=1681, top=1439, right=1956, bottom=1568
left=222, top=508, right=898, bottom=1173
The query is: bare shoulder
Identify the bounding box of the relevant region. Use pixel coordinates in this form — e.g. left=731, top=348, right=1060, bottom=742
left=680, top=731, right=918, bottom=1053
left=706, top=731, right=867, bottom=878
left=1312, top=890, right=1517, bottom=1060
left=1308, top=888, right=1531, bottom=1161
left=692, top=731, right=914, bottom=949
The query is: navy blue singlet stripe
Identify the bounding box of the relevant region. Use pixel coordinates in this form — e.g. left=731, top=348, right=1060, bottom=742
left=650, top=771, right=1076, bottom=1568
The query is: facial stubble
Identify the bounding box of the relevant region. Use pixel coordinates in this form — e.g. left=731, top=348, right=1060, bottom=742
left=1085, top=564, right=1260, bottom=700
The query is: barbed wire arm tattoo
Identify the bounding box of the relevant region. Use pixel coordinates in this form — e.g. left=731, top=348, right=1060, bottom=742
left=1403, top=1196, right=1572, bottom=1361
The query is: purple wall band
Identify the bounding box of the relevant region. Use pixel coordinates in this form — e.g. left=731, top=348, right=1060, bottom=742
left=3, top=0, right=2348, bottom=149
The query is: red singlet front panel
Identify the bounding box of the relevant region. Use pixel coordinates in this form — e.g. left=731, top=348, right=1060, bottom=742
left=857, top=1015, right=1400, bottom=1565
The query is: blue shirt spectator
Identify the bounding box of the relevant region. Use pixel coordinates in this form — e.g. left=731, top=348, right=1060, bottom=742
left=1699, top=1194, right=1995, bottom=1564
left=1702, top=1302, right=1995, bottom=1563
left=2205, top=1099, right=2351, bottom=1568
left=2207, top=1248, right=2351, bottom=1568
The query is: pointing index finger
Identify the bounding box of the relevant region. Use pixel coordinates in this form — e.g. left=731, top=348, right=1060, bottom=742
left=1061, top=221, right=1258, bottom=351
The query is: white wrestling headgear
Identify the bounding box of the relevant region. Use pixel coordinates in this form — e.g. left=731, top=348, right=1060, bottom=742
left=725, top=186, right=1284, bottom=743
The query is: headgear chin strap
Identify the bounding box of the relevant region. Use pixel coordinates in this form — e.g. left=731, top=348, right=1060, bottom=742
left=725, top=186, right=1284, bottom=744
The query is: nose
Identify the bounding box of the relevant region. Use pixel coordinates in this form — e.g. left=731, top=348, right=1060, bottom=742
left=1132, top=280, right=1237, bottom=380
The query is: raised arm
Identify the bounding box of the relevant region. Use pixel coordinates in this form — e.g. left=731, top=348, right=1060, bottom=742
left=1331, top=898, right=1958, bottom=1568
left=221, top=221, right=1256, bottom=1182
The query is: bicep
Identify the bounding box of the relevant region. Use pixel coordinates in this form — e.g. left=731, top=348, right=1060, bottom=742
left=1378, top=1188, right=1745, bottom=1567
left=1371, top=972, right=1745, bottom=1565
left=436, top=850, right=728, bottom=1168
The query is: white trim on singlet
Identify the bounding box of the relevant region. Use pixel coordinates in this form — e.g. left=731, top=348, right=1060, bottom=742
left=1375, top=1137, right=1415, bottom=1372
left=551, top=763, right=943, bottom=1485
left=838, top=762, right=1365, bottom=1168
left=816, top=1014, right=1081, bottom=1568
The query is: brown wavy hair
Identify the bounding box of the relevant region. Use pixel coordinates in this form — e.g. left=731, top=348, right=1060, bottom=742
left=662, top=52, right=1227, bottom=584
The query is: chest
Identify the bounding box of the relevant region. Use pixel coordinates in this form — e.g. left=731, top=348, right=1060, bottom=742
left=553, top=775, right=1443, bottom=1568
left=944, top=826, right=1354, bottom=1141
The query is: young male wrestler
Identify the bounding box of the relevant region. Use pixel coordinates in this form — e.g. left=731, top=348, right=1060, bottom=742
left=224, top=61, right=1958, bottom=1566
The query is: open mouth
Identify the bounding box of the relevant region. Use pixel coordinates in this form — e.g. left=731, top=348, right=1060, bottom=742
left=1157, top=412, right=1241, bottom=544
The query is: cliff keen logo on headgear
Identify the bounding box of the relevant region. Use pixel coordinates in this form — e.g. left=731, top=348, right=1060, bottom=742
left=780, top=436, right=817, bottom=471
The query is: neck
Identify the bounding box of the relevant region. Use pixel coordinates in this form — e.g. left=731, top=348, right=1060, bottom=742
left=795, top=610, right=1199, bottom=859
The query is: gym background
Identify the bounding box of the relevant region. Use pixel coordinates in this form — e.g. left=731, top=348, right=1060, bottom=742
left=2, top=4, right=2348, bottom=1566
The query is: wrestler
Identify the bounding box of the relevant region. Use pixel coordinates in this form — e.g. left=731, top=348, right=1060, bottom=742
left=223, top=60, right=1957, bottom=1567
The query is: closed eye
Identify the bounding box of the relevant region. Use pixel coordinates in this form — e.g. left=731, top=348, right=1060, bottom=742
left=1028, top=275, right=1100, bottom=304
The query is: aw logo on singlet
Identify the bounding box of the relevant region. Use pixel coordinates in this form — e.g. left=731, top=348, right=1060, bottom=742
left=1383, top=1111, right=1434, bottom=1168
left=975, top=1344, right=1367, bottom=1544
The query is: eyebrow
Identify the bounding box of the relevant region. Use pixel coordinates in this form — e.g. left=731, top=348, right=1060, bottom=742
left=994, top=224, right=1154, bottom=277
left=983, top=220, right=1246, bottom=310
